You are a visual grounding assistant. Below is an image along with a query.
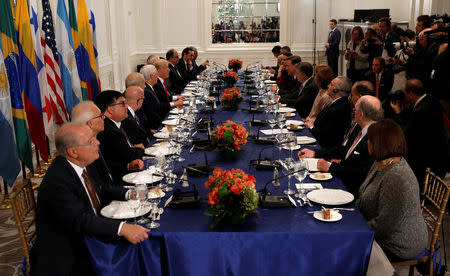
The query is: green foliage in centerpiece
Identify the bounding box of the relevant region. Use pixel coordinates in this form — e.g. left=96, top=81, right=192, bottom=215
left=211, top=120, right=248, bottom=152
left=222, top=71, right=238, bottom=87
left=204, top=167, right=258, bottom=229
left=228, top=59, right=243, bottom=72
left=220, top=87, right=242, bottom=110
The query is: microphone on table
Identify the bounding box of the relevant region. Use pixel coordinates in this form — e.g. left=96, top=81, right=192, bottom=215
left=252, top=128, right=276, bottom=145
left=249, top=145, right=281, bottom=170
left=258, top=167, right=308, bottom=208
left=249, top=113, right=268, bottom=126
left=186, top=151, right=211, bottom=177
left=212, top=61, right=227, bottom=71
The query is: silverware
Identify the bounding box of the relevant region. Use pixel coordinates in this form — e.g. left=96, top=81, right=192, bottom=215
left=297, top=199, right=304, bottom=207
left=189, top=145, right=195, bottom=153
left=332, top=208, right=355, bottom=211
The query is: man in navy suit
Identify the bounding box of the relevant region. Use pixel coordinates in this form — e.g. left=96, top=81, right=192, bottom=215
left=307, top=76, right=352, bottom=147
left=31, top=123, right=149, bottom=275
left=300, top=95, right=383, bottom=197
left=365, top=57, right=394, bottom=102
left=166, top=49, right=187, bottom=93
left=325, top=19, right=341, bottom=77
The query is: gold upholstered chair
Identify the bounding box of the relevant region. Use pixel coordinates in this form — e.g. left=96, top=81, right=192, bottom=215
left=391, top=168, right=450, bottom=276
left=11, top=180, right=36, bottom=276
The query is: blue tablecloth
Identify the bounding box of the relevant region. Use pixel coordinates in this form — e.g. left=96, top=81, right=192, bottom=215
left=85, top=76, right=374, bottom=276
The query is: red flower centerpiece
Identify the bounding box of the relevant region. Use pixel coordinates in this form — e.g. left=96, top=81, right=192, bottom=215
left=222, top=71, right=238, bottom=87
left=204, top=167, right=258, bottom=229
left=228, top=59, right=243, bottom=72
left=221, top=87, right=243, bottom=111
left=211, top=120, right=248, bottom=158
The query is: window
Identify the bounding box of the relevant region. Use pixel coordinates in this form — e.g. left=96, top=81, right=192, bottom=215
left=211, top=0, right=280, bottom=44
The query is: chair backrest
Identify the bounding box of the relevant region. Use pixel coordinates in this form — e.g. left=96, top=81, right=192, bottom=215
left=421, top=168, right=450, bottom=253
left=11, top=180, right=37, bottom=275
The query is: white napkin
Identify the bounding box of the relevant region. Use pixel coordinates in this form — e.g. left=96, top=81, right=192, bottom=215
left=295, top=183, right=323, bottom=190
left=303, top=158, right=319, bottom=171
left=286, top=120, right=304, bottom=126
left=260, top=129, right=291, bottom=135
left=162, top=119, right=179, bottom=125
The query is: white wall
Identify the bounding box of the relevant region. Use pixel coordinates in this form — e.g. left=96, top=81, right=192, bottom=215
left=89, top=0, right=449, bottom=91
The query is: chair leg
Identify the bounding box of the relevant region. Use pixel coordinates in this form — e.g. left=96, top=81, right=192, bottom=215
left=409, top=265, right=414, bottom=276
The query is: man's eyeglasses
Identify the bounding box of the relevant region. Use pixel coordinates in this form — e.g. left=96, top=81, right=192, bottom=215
left=88, top=113, right=105, bottom=121
left=109, top=101, right=126, bottom=107
left=70, top=138, right=99, bottom=148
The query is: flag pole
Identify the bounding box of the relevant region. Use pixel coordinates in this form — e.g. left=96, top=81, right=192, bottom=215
left=0, top=179, right=11, bottom=210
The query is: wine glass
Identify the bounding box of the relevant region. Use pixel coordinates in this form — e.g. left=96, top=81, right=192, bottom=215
left=162, top=160, right=174, bottom=192
left=275, top=133, right=287, bottom=162
left=135, top=184, right=149, bottom=224
left=146, top=195, right=161, bottom=229
left=277, top=113, right=287, bottom=133
left=286, top=133, right=297, bottom=160
left=266, top=112, right=277, bottom=136
left=283, top=158, right=296, bottom=195
left=127, top=187, right=140, bottom=224
left=294, top=160, right=308, bottom=198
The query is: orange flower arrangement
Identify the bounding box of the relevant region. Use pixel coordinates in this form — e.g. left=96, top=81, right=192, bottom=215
left=211, top=120, right=248, bottom=151
left=204, top=167, right=258, bottom=228
left=222, top=71, right=238, bottom=86
left=228, top=59, right=243, bottom=71
left=220, top=87, right=242, bottom=110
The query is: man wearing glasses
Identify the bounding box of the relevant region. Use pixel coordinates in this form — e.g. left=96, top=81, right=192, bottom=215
left=31, top=123, right=150, bottom=275
left=122, top=85, right=152, bottom=146
left=95, top=90, right=145, bottom=183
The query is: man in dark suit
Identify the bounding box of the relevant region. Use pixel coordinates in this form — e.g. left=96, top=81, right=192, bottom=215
left=279, top=62, right=319, bottom=118
left=71, top=101, right=116, bottom=186
left=176, top=47, right=197, bottom=83
left=391, top=79, right=448, bottom=184
left=95, top=90, right=145, bottom=183
left=299, top=95, right=383, bottom=197
left=272, top=55, right=302, bottom=96
left=364, top=57, right=394, bottom=102
left=308, top=76, right=353, bottom=147
left=140, top=64, right=183, bottom=129
left=166, top=49, right=187, bottom=93
left=123, top=86, right=152, bottom=147
left=31, top=123, right=149, bottom=275
left=152, top=59, right=185, bottom=105
left=378, top=17, right=400, bottom=58
left=190, top=46, right=209, bottom=76
left=325, top=19, right=341, bottom=77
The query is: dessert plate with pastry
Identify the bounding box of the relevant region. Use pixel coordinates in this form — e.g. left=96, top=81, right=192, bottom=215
left=313, top=208, right=342, bottom=222
left=309, top=172, right=332, bottom=181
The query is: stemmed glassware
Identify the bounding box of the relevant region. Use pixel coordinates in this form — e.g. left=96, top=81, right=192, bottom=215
left=275, top=133, right=288, bottom=162
left=135, top=184, right=149, bottom=224
left=283, top=158, right=296, bottom=195
left=286, top=133, right=297, bottom=160
left=294, top=160, right=308, bottom=199
left=146, top=195, right=161, bottom=229
left=266, top=112, right=277, bottom=136
left=127, top=187, right=140, bottom=224
left=162, top=160, right=174, bottom=192
left=277, top=113, right=287, bottom=133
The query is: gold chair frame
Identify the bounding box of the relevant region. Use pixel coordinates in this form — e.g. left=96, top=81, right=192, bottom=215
left=11, top=180, right=36, bottom=276
left=392, top=168, right=450, bottom=276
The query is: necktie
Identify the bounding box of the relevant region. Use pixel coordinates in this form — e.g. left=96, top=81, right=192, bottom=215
left=342, top=121, right=358, bottom=147
left=81, top=170, right=101, bottom=214
left=120, top=124, right=133, bottom=147
left=297, top=83, right=304, bottom=96
left=98, top=148, right=113, bottom=181
left=375, top=74, right=380, bottom=98
left=345, top=131, right=362, bottom=160
left=134, top=113, right=141, bottom=125
left=163, top=80, right=170, bottom=101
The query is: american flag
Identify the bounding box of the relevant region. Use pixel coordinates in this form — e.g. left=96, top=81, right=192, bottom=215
left=41, top=0, right=68, bottom=124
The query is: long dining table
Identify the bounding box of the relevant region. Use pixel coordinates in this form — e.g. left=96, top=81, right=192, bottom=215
left=85, top=71, right=374, bottom=276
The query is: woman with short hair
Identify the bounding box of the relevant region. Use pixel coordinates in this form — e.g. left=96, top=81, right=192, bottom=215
left=357, top=119, right=428, bottom=260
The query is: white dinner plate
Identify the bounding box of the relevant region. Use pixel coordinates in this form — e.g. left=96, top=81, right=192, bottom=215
left=278, top=107, right=296, bottom=113
left=101, top=201, right=151, bottom=219
left=282, top=144, right=301, bottom=151
left=297, top=136, right=316, bottom=144
left=153, top=132, right=169, bottom=139
left=145, top=144, right=177, bottom=157
left=313, top=210, right=342, bottom=222
left=122, top=167, right=163, bottom=184
left=309, top=172, right=332, bottom=181
left=162, top=119, right=179, bottom=125
left=307, top=189, right=354, bottom=205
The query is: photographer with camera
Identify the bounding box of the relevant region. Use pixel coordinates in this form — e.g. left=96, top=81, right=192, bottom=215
left=378, top=17, right=401, bottom=58
left=360, top=28, right=383, bottom=68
